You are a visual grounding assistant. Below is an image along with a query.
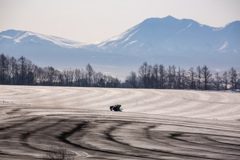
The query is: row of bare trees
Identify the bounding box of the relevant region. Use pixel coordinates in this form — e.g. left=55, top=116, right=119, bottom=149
left=1, top=54, right=239, bottom=90
left=125, top=62, right=240, bottom=90
left=0, top=54, right=120, bottom=87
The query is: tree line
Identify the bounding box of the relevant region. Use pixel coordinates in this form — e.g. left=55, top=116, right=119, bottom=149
left=1, top=53, right=239, bottom=90
left=0, top=53, right=120, bottom=87
left=125, top=62, right=240, bottom=90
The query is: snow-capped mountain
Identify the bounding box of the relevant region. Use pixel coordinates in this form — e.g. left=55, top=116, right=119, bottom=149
left=95, top=16, right=240, bottom=56
left=0, top=29, right=98, bottom=71
left=0, top=16, right=240, bottom=78
left=0, top=29, right=86, bottom=48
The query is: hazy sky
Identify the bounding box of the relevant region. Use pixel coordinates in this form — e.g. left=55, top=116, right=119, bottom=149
left=1, top=0, right=240, bottom=43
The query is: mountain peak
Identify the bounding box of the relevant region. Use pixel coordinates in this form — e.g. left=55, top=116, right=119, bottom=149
left=139, top=16, right=182, bottom=28
left=163, top=15, right=178, bottom=19
left=142, top=16, right=178, bottom=23
left=0, top=29, right=26, bottom=38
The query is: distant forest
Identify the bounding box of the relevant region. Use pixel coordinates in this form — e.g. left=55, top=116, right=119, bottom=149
left=0, top=53, right=239, bottom=90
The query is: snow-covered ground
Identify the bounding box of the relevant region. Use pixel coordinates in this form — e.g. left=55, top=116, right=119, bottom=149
left=1, top=85, right=239, bottom=121
left=0, top=85, right=240, bottom=160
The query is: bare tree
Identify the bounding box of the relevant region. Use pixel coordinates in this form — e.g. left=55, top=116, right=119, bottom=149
left=104, top=75, right=120, bottom=88
left=196, top=66, right=202, bottom=90
left=228, top=67, right=238, bottom=90
left=74, top=69, right=82, bottom=86
left=98, top=78, right=106, bottom=87
left=9, top=56, right=18, bottom=85
left=99, top=74, right=108, bottom=87
left=25, top=60, right=35, bottom=85
left=138, top=62, right=148, bottom=88
left=202, top=65, right=212, bottom=90
left=92, top=72, right=104, bottom=87
left=57, top=73, right=64, bottom=86
left=45, top=66, right=56, bottom=85
left=86, top=64, right=95, bottom=87
left=0, top=53, right=9, bottom=84
left=214, top=72, right=222, bottom=90
left=152, top=64, right=159, bottom=88
left=159, top=64, right=166, bottom=89
left=222, top=71, right=228, bottom=90
left=126, top=71, right=138, bottom=88
left=238, top=73, right=240, bottom=89
left=147, top=64, right=153, bottom=88
left=35, top=66, right=46, bottom=85
left=189, top=67, right=196, bottom=89
left=68, top=69, right=74, bottom=86
left=18, top=56, right=28, bottom=85
left=181, top=68, right=187, bottom=89
left=172, top=65, right=177, bottom=89
left=62, top=69, right=69, bottom=86
left=62, top=69, right=74, bottom=86
left=167, top=65, right=176, bottom=89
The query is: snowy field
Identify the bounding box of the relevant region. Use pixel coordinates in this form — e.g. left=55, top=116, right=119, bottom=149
left=0, top=85, right=240, bottom=159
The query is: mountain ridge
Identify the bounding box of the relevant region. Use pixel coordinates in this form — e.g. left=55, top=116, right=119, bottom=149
left=94, top=16, right=240, bottom=56
left=0, top=29, right=87, bottom=48
left=0, top=16, right=240, bottom=78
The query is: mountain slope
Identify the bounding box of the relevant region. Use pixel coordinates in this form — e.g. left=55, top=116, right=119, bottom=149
left=0, top=29, right=101, bottom=70
left=95, top=16, right=240, bottom=57
left=0, top=29, right=86, bottom=48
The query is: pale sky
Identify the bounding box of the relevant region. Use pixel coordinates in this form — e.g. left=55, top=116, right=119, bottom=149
left=1, top=0, right=240, bottom=43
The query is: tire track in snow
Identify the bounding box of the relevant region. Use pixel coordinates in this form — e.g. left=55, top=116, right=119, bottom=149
left=0, top=86, right=240, bottom=159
